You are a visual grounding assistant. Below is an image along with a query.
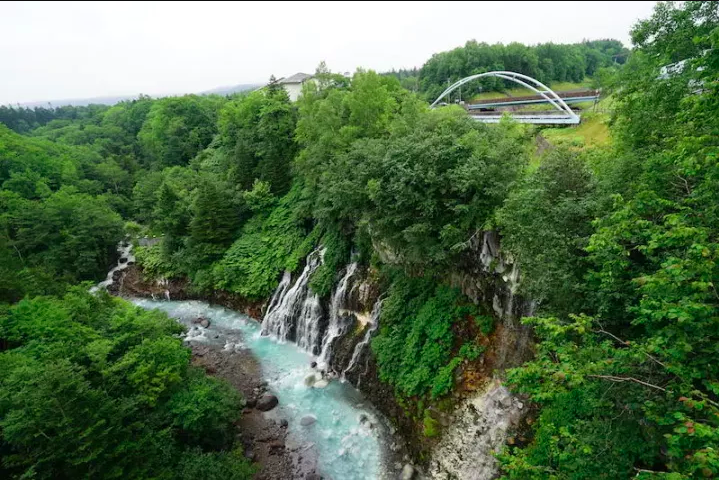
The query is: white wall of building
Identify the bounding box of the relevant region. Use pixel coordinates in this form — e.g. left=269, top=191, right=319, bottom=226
left=283, top=83, right=303, bottom=102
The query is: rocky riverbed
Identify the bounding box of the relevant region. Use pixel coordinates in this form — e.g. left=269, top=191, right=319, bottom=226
left=190, top=343, right=297, bottom=479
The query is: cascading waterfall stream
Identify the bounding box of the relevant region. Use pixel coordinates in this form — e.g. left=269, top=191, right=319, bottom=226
left=342, top=299, right=382, bottom=381
left=295, top=293, right=323, bottom=355
left=261, top=248, right=324, bottom=342
left=318, top=262, right=358, bottom=367
left=94, top=246, right=404, bottom=479
left=90, top=240, right=134, bottom=293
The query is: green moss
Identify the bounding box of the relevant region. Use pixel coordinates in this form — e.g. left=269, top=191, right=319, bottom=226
left=423, top=410, right=441, bottom=438
left=474, top=315, right=495, bottom=336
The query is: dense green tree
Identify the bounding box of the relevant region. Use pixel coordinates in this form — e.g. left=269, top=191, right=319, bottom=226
left=500, top=3, right=719, bottom=478
left=0, top=289, right=253, bottom=480
left=139, top=95, right=224, bottom=169
left=496, top=147, right=598, bottom=316
left=418, top=39, right=627, bottom=100
left=217, top=86, right=297, bottom=194
left=0, top=187, right=123, bottom=301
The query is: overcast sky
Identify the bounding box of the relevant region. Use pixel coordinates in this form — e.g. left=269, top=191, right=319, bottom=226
left=0, top=1, right=658, bottom=105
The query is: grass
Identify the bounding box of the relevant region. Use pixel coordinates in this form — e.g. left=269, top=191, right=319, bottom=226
left=541, top=112, right=611, bottom=148
left=533, top=94, right=614, bottom=150
left=548, top=80, right=593, bottom=91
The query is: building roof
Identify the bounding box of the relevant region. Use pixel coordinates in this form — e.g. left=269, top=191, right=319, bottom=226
left=278, top=73, right=313, bottom=85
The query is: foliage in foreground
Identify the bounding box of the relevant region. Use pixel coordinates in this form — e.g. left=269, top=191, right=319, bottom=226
left=0, top=288, right=254, bottom=480
left=498, top=3, right=719, bottom=478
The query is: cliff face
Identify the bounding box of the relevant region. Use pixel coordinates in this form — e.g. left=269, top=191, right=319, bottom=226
left=115, top=263, right=265, bottom=318
left=449, top=231, right=535, bottom=371
left=326, top=232, right=535, bottom=478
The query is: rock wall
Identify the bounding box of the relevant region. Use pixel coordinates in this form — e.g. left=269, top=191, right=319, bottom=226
left=114, top=264, right=265, bottom=319
left=428, top=381, right=525, bottom=480
left=449, top=231, right=535, bottom=370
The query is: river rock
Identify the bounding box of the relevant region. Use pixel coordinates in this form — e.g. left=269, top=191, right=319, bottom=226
left=279, top=419, right=288, bottom=428
left=310, top=361, right=317, bottom=368
left=304, top=374, right=318, bottom=387
left=401, top=463, right=415, bottom=479
left=313, top=379, right=329, bottom=388
left=200, top=318, right=211, bottom=328
left=245, top=397, right=257, bottom=409
left=300, top=415, right=317, bottom=427
left=256, top=394, right=278, bottom=412
left=497, top=390, right=513, bottom=409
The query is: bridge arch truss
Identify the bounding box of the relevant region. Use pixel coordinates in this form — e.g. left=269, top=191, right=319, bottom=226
left=430, top=71, right=580, bottom=124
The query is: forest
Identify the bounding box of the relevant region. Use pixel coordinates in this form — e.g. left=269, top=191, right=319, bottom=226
left=385, top=38, right=627, bottom=101
left=1, top=1, right=718, bottom=478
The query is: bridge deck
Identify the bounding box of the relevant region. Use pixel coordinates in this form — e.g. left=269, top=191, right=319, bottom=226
left=469, top=111, right=581, bottom=125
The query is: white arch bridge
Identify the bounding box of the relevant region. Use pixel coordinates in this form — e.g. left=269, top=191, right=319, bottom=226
left=431, top=71, right=581, bottom=125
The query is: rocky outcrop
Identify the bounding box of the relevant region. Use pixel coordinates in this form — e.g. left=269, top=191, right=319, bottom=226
left=428, top=381, right=524, bottom=479
left=300, top=415, right=317, bottom=427
left=115, top=263, right=265, bottom=319
left=449, top=231, right=535, bottom=370
left=256, top=394, right=279, bottom=412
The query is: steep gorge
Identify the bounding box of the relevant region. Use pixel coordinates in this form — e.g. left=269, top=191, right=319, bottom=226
left=112, top=229, right=534, bottom=479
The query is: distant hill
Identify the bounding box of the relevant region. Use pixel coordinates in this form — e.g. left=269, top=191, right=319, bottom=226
left=18, top=94, right=141, bottom=108
left=12, top=83, right=263, bottom=108
left=200, top=83, right=263, bottom=96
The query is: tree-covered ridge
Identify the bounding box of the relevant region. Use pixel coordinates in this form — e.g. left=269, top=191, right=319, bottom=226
left=0, top=288, right=254, bottom=479
left=418, top=39, right=627, bottom=100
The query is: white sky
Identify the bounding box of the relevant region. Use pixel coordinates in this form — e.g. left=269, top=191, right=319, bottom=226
left=0, top=1, right=658, bottom=105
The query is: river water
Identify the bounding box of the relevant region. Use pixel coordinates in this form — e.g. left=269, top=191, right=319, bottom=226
left=132, top=299, right=389, bottom=480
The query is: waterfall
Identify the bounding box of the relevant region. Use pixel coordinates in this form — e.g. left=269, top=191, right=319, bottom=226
left=261, top=248, right=324, bottom=343
left=318, top=262, right=358, bottom=366
left=296, top=293, right=323, bottom=355
left=90, top=241, right=135, bottom=293
left=261, top=254, right=368, bottom=368
left=342, top=299, right=381, bottom=381
left=266, top=270, right=292, bottom=314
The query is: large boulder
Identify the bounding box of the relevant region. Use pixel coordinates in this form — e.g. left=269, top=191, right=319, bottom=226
left=200, top=318, right=211, bottom=328
left=256, top=394, right=278, bottom=412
